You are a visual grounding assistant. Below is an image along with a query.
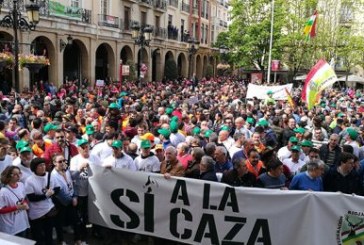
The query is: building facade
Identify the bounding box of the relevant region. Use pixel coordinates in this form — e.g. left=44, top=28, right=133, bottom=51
left=0, top=0, right=229, bottom=90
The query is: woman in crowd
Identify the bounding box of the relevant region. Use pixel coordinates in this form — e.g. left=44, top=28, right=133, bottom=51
left=0, top=166, right=30, bottom=237
left=51, top=153, right=82, bottom=245
left=26, top=157, right=58, bottom=245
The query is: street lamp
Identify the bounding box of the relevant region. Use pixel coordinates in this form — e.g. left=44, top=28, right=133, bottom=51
left=188, top=37, right=200, bottom=78
left=131, top=23, right=152, bottom=79
left=0, top=0, right=40, bottom=91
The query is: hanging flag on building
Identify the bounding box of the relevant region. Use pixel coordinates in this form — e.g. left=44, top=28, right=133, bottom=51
left=303, top=10, right=318, bottom=39
left=301, top=59, right=338, bottom=110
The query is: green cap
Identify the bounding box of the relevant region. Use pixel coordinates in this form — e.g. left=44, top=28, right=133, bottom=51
left=294, top=127, right=305, bottom=134
left=170, top=121, right=179, bottom=133
left=44, top=123, right=58, bottom=133
left=301, top=140, right=313, bottom=147
left=16, top=140, right=29, bottom=150
left=338, top=112, right=345, bottom=117
left=158, top=128, right=171, bottom=138
left=267, top=90, right=273, bottom=95
left=246, top=117, right=254, bottom=125
left=140, top=139, right=152, bottom=149
left=166, top=108, right=173, bottom=115
left=85, top=125, right=95, bottom=135
left=111, top=140, right=123, bottom=148
left=347, top=128, right=358, bottom=140
left=291, top=145, right=301, bottom=152
left=108, top=103, right=119, bottom=109
left=258, top=119, right=269, bottom=127
left=289, top=136, right=299, bottom=143
left=19, top=146, right=32, bottom=154
left=171, top=116, right=179, bottom=122
left=192, top=127, right=201, bottom=136
left=204, top=129, right=214, bottom=138
left=77, top=138, right=89, bottom=146
left=220, top=125, right=230, bottom=131
left=119, top=91, right=128, bottom=97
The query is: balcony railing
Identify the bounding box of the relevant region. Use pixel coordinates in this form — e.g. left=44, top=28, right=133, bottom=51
left=138, top=0, right=153, bottom=7
left=154, top=0, right=167, bottom=11
left=181, top=2, right=190, bottom=12
left=98, top=14, right=119, bottom=28
left=169, top=0, right=178, bottom=8
left=120, top=19, right=139, bottom=31
left=167, top=25, right=179, bottom=40
left=154, top=27, right=167, bottom=38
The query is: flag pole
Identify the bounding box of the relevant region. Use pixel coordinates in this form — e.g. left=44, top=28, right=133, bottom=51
left=267, top=0, right=275, bottom=84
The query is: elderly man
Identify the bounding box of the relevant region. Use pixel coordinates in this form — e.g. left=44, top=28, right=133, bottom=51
left=214, top=146, right=233, bottom=173
left=199, top=156, right=218, bottom=182
left=218, top=127, right=234, bottom=151
left=319, top=133, right=341, bottom=167
left=289, top=160, right=324, bottom=191
left=176, top=142, right=192, bottom=169
left=160, top=146, right=185, bottom=177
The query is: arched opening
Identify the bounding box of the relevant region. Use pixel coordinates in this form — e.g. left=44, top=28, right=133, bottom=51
left=152, top=49, right=161, bottom=82
left=120, top=45, right=133, bottom=64
left=209, top=56, right=215, bottom=77
left=177, top=53, right=188, bottom=78
left=64, top=40, right=82, bottom=82
left=196, top=55, right=203, bottom=79
left=30, top=36, right=55, bottom=91
left=203, top=56, right=208, bottom=77
left=0, top=32, right=13, bottom=93
left=137, top=48, right=148, bottom=80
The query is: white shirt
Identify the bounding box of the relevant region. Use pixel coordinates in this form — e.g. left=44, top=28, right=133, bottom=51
left=16, top=163, right=32, bottom=184
left=91, top=141, right=113, bottom=160
left=51, top=169, right=74, bottom=204
left=219, top=137, right=235, bottom=151
left=0, top=155, right=13, bottom=175
left=134, top=154, right=160, bottom=172
left=25, top=173, right=56, bottom=220
left=277, top=146, right=291, bottom=162
left=283, top=158, right=306, bottom=175
left=0, top=182, right=30, bottom=235
left=103, top=154, right=137, bottom=171
left=70, top=154, right=101, bottom=197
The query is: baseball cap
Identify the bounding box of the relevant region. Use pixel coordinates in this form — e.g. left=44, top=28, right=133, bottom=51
left=108, top=103, right=119, bottom=109
left=289, top=136, right=299, bottom=143
left=140, top=140, right=152, bottom=149
left=142, top=133, right=155, bottom=142
left=19, top=146, right=32, bottom=154
left=267, top=90, right=273, bottom=95
left=294, top=127, right=305, bottom=134
left=301, top=140, right=313, bottom=147
left=85, top=125, right=95, bottom=135
left=291, top=145, right=301, bottom=152
left=258, top=119, right=269, bottom=127
left=16, top=140, right=29, bottom=150
left=347, top=128, right=358, bottom=140
left=158, top=128, right=171, bottom=138
left=77, top=138, right=89, bottom=147
left=111, top=140, right=123, bottom=149
left=192, top=127, right=201, bottom=136
left=44, top=123, right=58, bottom=133
left=204, top=129, right=214, bottom=138
left=155, top=144, right=163, bottom=151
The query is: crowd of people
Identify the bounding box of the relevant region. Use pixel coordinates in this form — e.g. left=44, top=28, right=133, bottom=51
left=0, top=77, right=364, bottom=244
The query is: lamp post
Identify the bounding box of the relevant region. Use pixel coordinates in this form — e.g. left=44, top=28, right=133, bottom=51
left=131, top=23, right=152, bottom=80
left=0, top=0, right=40, bottom=92
left=188, top=37, right=200, bottom=79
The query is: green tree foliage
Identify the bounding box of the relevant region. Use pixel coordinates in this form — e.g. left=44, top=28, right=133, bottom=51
left=164, top=59, right=178, bottom=81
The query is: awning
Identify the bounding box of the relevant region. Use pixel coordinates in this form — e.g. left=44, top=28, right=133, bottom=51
left=337, top=74, right=364, bottom=84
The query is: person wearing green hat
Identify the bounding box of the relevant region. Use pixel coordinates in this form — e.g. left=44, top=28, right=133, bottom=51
left=264, top=90, right=276, bottom=106
left=102, top=140, right=136, bottom=170
left=294, top=127, right=305, bottom=141
left=158, top=128, right=172, bottom=149
left=300, top=140, right=313, bottom=161
left=134, top=140, right=160, bottom=172
left=283, top=145, right=305, bottom=175
left=170, top=120, right=186, bottom=147
left=345, top=128, right=360, bottom=157
left=277, top=136, right=300, bottom=162
left=43, top=123, right=58, bottom=142
left=108, top=103, right=119, bottom=109
left=165, top=107, right=174, bottom=115
left=192, top=127, right=201, bottom=136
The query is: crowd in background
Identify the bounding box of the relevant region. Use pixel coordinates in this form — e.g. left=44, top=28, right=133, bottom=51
left=0, top=77, right=363, bottom=244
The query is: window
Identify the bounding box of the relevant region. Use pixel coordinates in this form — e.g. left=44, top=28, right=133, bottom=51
left=101, top=0, right=108, bottom=15
left=71, top=0, right=80, bottom=8
left=124, top=7, right=131, bottom=30
left=156, top=16, right=160, bottom=28
left=168, top=15, right=173, bottom=25
left=141, top=11, right=147, bottom=27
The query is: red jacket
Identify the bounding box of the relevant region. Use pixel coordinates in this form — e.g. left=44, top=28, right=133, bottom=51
left=43, top=142, right=78, bottom=170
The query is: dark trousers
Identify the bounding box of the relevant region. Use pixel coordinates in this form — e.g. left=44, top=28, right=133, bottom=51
left=77, top=196, right=88, bottom=241
left=54, top=202, right=81, bottom=242
left=30, top=216, right=54, bottom=245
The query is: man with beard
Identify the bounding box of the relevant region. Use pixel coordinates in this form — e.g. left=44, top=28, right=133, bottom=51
left=43, top=129, right=78, bottom=169
left=134, top=140, right=160, bottom=172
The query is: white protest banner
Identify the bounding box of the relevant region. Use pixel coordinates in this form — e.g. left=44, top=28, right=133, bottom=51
left=89, top=165, right=364, bottom=245
left=246, top=83, right=293, bottom=100
left=96, top=80, right=105, bottom=87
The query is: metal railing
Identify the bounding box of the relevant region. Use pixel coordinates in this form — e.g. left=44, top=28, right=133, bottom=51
left=154, top=27, right=167, bottom=38
left=169, top=0, right=178, bottom=8
left=138, top=0, right=153, bottom=6
left=120, top=19, right=139, bottom=31
left=98, top=14, right=119, bottom=28
left=154, top=0, right=167, bottom=11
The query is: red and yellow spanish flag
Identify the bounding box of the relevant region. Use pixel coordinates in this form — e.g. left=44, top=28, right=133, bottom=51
left=303, top=10, right=318, bottom=39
